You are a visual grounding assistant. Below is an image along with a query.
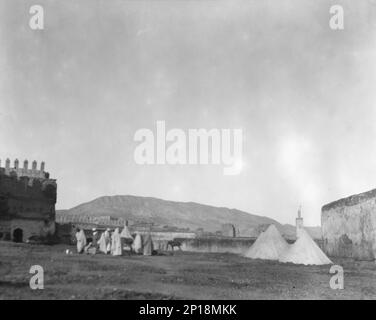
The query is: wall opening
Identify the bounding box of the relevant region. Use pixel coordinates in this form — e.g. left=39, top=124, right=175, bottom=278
left=13, top=228, right=23, bottom=243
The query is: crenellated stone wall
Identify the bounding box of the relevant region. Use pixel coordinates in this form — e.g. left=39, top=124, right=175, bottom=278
left=321, top=189, right=376, bottom=260
left=0, top=158, right=48, bottom=179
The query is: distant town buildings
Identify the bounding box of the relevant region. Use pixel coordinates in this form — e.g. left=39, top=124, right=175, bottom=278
left=56, top=213, right=128, bottom=228
left=221, top=223, right=236, bottom=237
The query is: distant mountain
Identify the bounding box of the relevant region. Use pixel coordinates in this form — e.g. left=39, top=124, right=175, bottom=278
left=57, top=195, right=322, bottom=239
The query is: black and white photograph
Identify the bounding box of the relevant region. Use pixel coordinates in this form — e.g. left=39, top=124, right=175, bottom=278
left=0, top=0, right=376, bottom=304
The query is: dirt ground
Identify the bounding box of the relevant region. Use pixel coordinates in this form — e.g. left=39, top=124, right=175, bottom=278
left=0, top=241, right=375, bottom=300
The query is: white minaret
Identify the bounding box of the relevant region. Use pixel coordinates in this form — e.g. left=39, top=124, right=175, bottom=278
left=296, top=205, right=304, bottom=238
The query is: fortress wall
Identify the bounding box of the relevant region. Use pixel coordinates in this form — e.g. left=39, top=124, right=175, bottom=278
left=145, top=231, right=197, bottom=251
left=181, top=237, right=255, bottom=254
left=322, top=189, right=376, bottom=260
left=0, top=159, right=46, bottom=179
left=10, top=219, right=56, bottom=241
left=1, top=176, right=56, bottom=221
left=0, top=160, right=57, bottom=242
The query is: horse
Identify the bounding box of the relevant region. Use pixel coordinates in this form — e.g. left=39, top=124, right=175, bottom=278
left=167, top=240, right=182, bottom=251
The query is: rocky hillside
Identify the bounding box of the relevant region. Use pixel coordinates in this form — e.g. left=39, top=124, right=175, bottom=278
left=58, top=195, right=321, bottom=239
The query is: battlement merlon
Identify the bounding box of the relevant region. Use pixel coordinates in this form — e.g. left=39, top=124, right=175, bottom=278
left=0, top=158, right=50, bottom=179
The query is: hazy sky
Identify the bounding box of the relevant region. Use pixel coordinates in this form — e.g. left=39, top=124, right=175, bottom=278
left=1, top=0, right=376, bottom=226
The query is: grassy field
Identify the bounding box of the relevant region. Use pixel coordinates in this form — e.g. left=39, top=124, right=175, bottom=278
left=0, top=241, right=375, bottom=300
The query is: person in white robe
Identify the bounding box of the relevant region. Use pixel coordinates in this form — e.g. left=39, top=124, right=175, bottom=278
left=105, top=229, right=112, bottom=253
left=133, top=232, right=143, bottom=254
left=111, top=228, right=122, bottom=256
left=98, top=232, right=107, bottom=254
left=120, top=225, right=133, bottom=239
left=75, top=229, right=87, bottom=254
left=143, top=232, right=154, bottom=256
left=92, top=228, right=99, bottom=248
left=120, top=225, right=134, bottom=252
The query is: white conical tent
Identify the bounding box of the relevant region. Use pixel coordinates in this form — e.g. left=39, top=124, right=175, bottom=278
left=279, top=228, right=333, bottom=265
left=244, top=224, right=289, bottom=260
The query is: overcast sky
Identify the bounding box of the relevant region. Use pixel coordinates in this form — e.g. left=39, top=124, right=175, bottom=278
left=1, top=0, right=376, bottom=226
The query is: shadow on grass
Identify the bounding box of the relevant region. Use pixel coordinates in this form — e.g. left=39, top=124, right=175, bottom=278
left=0, top=280, right=29, bottom=288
